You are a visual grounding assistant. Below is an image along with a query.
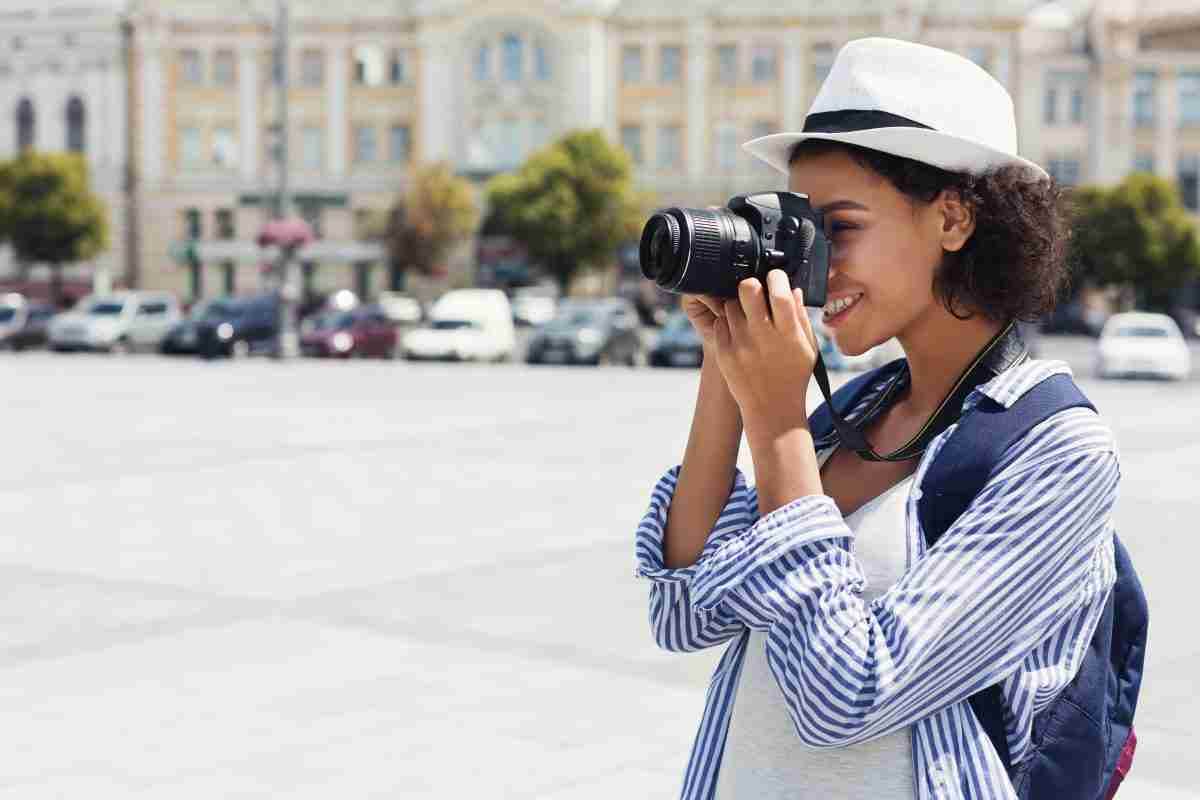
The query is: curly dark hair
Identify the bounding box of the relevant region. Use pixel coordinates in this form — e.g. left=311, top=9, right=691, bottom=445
left=787, top=139, right=1071, bottom=322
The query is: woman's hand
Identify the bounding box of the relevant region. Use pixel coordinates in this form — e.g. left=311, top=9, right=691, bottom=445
left=711, top=270, right=821, bottom=439
left=681, top=293, right=728, bottom=352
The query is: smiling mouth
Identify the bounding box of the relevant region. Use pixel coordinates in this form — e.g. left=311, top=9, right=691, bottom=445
left=822, top=293, right=863, bottom=324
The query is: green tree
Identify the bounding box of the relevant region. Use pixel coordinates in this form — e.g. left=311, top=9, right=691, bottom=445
left=371, top=161, right=479, bottom=293
left=0, top=151, right=108, bottom=306
left=486, top=129, right=648, bottom=295
left=1072, top=173, right=1200, bottom=310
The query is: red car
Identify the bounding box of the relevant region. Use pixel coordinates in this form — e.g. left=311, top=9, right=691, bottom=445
left=300, top=305, right=398, bottom=358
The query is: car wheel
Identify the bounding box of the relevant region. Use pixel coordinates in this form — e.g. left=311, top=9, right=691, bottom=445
left=110, top=337, right=131, bottom=356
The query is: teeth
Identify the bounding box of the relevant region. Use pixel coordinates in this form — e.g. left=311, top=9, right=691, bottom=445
left=823, top=294, right=862, bottom=317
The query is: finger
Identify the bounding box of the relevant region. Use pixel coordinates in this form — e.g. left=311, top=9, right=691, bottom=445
left=712, top=311, right=732, bottom=352
left=723, top=298, right=747, bottom=348
left=698, top=294, right=724, bottom=319
left=766, top=270, right=799, bottom=336
left=794, top=289, right=820, bottom=352
left=737, top=278, right=771, bottom=331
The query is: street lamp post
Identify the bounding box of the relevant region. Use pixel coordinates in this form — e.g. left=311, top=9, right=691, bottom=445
left=271, top=0, right=300, bottom=358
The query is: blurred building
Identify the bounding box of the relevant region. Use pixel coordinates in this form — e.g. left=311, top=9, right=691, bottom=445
left=0, top=0, right=131, bottom=299
left=2, top=1, right=1197, bottom=301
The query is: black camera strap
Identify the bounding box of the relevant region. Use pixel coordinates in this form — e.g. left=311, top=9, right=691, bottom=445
left=810, top=321, right=1028, bottom=463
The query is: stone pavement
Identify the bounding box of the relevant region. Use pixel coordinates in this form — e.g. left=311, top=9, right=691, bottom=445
left=0, top=352, right=1196, bottom=798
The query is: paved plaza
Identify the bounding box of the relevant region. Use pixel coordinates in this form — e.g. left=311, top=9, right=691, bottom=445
left=0, top=348, right=1197, bottom=798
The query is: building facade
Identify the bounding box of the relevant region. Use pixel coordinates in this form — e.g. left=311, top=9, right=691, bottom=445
left=1, top=1, right=1195, bottom=302
left=0, top=0, right=131, bottom=297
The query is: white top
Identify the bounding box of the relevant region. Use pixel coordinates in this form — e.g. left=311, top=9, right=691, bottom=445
left=715, top=449, right=917, bottom=799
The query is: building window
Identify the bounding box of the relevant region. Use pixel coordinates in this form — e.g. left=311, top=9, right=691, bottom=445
left=1069, top=87, right=1085, bottom=125
left=65, top=96, right=85, bottom=153
left=297, top=202, right=324, bottom=239
left=16, top=97, right=34, bottom=151
left=1047, top=157, right=1081, bottom=187
left=660, top=45, right=681, bottom=84
left=212, top=126, right=237, bottom=168
left=1179, top=153, right=1199, bottom=211
left=716, top=44, right=737, bottom=85
left=621, top=44, right=642, bottom=84
left=1180, top=72, right=1200, bottom=127
left=1043, top=87, right=1058, bottom=125
left=183, top=208, right=203, bottom=240
left=354, top=45, right=384, bottom=86
left=1133, top=70, right=1156, bottom=127
left=180, top=49, right=203, bottom=85
left=353, top=124, right=377, bottom=163
left=213, top=49, right=235, bottom=86
left=301, top=125, right=323, bottom=170
left=657, top=123, right=681, bottom=169
left=1133, top=152, right=1155, bottom=175
left=534, top=41, right=551, bottom=81
left=812, top=42, right=834, bottom=86
left=620, top=124, right=642, bottom=164
left=214, top=208, right=235, bottom=240
left=715, top=122, right=737, bottom=171
left=751, top=43, right=777, bottom=82
left=475, top=42, right=491, bottom=81
left=502, top=34, right=523, bottom=82
left=389, top=49, right=408, bottom=85
left=180, top=126, right=203, bottom=168
left=389, top=124, right=411, bottom=163
left=300, top=49, right=324, bottom=87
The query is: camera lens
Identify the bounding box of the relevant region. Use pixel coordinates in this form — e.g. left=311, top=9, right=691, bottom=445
left=638, top=206, right=757, bottom=296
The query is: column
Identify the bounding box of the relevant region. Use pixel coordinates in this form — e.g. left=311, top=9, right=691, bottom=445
left=781, top=35, right=805, bottom=131
left=569, top=20, right=607, bottom=130
left=418, top=26, right=453, bottom=162
left=141, top=38, right=165, bottom=185
left=238, top=45, right=259, bottom=181
left=685, top=16, right=710, bottom=181
left=326, top=42, right=346, bottom=176
left=1156, top=69, right=1177, bottom=182
left=1088, top=63, right=1108, bottom=184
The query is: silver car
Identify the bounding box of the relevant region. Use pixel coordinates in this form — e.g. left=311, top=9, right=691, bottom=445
left=48, top=291, right=182, bottom=353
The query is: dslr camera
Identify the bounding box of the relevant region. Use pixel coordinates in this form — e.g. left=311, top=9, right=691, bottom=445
left=638, top=191, right=830, bottom=308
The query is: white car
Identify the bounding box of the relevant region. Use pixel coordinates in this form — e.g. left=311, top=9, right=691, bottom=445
left=48, top=291, right=182, bottom=353
left=401, top=288, right=516, bottom=362
left=1095, top=312, right=1191, bottom=380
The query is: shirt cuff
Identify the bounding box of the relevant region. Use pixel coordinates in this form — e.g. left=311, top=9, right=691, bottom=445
left=634, top=464, right=752, bottom=583
left=690, top=493, right=851, bottom=610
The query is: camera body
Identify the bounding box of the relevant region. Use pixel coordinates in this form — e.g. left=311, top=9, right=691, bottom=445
left=638, top=191, right=830, bottom=308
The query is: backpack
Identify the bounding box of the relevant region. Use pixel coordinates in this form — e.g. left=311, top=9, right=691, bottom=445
left=809, top=362, right=1148, bottom=800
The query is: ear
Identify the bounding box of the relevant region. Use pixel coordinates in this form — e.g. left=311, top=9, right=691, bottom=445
left=936, top=189, right=976, bottom=253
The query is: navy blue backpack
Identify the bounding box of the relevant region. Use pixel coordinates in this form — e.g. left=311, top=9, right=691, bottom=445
left=809, top=361, right=1148, bottom=800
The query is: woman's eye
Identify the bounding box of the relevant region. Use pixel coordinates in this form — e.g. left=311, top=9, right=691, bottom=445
left=828, top=221, right=857, bottom=237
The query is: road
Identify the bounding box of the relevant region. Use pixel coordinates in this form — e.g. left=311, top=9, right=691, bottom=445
left=0, top=348, right=1196, bottom=798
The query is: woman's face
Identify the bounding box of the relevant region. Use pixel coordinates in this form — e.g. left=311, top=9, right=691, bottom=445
left=787, top=149, right=955, bottom=357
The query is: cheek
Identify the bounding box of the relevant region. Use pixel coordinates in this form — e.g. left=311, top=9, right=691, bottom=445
left=838, top=227, right=936, bottom=305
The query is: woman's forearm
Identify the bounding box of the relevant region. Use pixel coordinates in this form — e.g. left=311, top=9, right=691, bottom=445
left=662, top=352, right=744, bottom=569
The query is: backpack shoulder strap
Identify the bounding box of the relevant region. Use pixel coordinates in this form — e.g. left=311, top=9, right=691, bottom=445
left=917, top=371, right=1097, bottom=776
left=808, top=358, right=907, bottom=445
left=918, top=372, right=1096, bottom=549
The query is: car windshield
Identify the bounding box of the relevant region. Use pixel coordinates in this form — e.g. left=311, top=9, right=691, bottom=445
left=431, top=319, right=476, bottom=331
left=207, top=301, right=245, bottom=319
left=556, top=308, right=606, bottom=326
left=1111, top=325, right=1170, bottom=338
left=313, top=312, right=357, bottom=330
left=87, top=301, right=125, bottom=316
left=0, top=307, right=16, bottom=323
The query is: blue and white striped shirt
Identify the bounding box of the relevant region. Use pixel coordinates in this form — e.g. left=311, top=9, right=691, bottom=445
left=635, top=360, right=1119, bottom=800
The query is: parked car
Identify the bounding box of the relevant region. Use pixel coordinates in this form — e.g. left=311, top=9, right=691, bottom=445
left=376, top=292, right=425, bottom=326
left=511, top=291, right=557, bottom=327
left=649, top=310, right=704, bottom=367
left=195, top=293, right=281, bottom=359
left=0, top=294, right=56, bottom=351
left=301, top=305, right=398, bottom=358
left=48, top=291, right=181, bottom=353
left=160, top=299, right=219, bottom=355
left=525, top=297, right=644, bottom=366
left=1095, top=311, right=1191, bottom=380
left=401, top=288, right=516, bottom=362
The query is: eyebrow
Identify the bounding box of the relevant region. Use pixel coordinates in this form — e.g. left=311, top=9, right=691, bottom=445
left=818, top=200, right=870, bottom=214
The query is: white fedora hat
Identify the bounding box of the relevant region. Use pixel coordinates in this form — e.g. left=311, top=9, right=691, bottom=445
left=743, top=37, right=1048, bottom=180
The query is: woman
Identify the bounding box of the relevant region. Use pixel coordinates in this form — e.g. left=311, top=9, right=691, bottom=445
left=634, top=38, right=1119, bottom=799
